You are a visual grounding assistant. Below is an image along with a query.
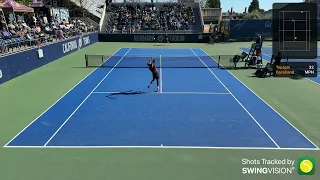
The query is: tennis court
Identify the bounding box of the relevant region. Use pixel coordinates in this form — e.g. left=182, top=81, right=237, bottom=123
left=240, top=47, right=320, bottom=85
left=3, top=47, right=318, bottom=149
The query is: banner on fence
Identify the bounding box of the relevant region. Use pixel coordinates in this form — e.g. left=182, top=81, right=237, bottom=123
left=229, top=19, right=272, bottom=40
left=99, top=33, right=208, bottom=43
left=133, top=34, right=186, bottom=42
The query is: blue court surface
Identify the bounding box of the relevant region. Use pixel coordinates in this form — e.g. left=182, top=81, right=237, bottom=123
left=4, top=48, right=319, bottom=149
left=240, top=47, right=320, bottom=85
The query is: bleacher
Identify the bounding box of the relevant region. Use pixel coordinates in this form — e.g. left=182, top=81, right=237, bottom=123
left=0, top=17, right=97, bottom=55
left=102, top=2, right=203, bottom=34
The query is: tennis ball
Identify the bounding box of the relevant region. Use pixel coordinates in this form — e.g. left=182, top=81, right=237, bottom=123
left=300, top=160, right=313, bottom=173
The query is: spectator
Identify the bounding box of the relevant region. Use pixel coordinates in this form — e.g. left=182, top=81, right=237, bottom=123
left=0, top=13, right=95, bottom=54
left=107, top=3, right=195, bottom=33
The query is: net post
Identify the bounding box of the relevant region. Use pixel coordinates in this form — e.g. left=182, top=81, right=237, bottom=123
left=101, top=55, right=104, bottom=67
left=85, top=54, right=88, bottom=67
left=218, top=56, right=221, bottom=68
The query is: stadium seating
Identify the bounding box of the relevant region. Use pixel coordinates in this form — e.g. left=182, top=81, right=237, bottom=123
left=105, top=3, right=202, bottom=33
left=0, top=19, right=97, bottom=54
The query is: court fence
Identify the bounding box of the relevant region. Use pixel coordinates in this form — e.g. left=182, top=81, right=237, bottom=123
left=0, top=32, right=99, bottom=85
left=99, top=19, right=320, bottom=42
left=98, top=33, right=211, bottom=43
left=0, top=31, right=99, bottom=57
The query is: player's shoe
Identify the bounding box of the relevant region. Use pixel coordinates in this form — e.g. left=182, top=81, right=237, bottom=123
left=157, top=86, right=160, bottom=91
left=148, top=85, right=150, bottom=88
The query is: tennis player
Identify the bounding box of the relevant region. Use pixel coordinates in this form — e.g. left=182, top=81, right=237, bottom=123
left=147, top=57, right=160, bottom=91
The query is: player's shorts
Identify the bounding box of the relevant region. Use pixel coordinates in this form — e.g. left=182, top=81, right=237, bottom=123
left=152, top=72, right=159, bottom=80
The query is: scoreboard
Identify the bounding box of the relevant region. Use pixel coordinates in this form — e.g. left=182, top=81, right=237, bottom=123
left=275, top=62, right=317, bottom=77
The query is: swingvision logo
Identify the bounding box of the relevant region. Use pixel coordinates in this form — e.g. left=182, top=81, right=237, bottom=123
left=297, top=157, right=315, bottom=175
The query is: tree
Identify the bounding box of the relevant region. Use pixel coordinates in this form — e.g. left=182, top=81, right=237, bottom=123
left=205, top=0, right=221, bottom=8
left=243, top=9, right=262, bottom=19
left=248, top=0, right=260, bottom=13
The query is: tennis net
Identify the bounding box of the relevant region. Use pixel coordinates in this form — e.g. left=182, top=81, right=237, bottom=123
left=85, top=54, right=235, bottom=68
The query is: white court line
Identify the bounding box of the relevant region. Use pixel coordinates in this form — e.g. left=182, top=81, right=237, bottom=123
left=3, top=47, right=124, bottom=148
left=92, top=91, right=231, bottom=95
left=190, top=48, right=280, bottom=148
left=160, top=55, right=163, bottom=93
left=241, top=48, right=320, bottom=86
left=3, top=145, right=319, bottom=150
left=209, top=48, right=319, bottom=149
left=43, top=48, right=132, bottom=146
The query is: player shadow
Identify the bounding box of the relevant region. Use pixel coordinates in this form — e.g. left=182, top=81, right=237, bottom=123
left=105, top=90, right=157, bottom=100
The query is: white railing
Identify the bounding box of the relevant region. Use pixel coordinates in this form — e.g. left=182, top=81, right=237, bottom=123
left=199, top=3, right=204, bottom=32
left=99, top=3, right=107, bottom=32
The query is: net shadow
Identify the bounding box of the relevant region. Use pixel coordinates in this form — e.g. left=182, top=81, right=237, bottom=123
left=105, top=90, right=154, bottom=100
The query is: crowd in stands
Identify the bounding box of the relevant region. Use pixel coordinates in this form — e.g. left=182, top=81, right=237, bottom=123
left=107, top=3, right=195, bottom=33
left=0, top=15, right=96, bottom=54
